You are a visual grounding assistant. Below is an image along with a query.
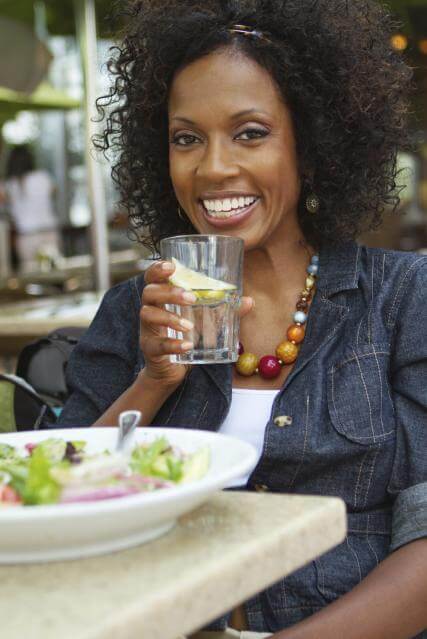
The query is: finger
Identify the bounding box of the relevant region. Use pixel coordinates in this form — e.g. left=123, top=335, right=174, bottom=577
left=142, top=283, right=197, bottom=307
left=143, top=260, right=175, bottom=285
left=140, top=304, right=194, bottom=333
left=238, top=296, right=255, bottom=319
left=140, top=335, right=194, bottom=358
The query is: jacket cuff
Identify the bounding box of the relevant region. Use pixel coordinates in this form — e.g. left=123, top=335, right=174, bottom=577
left=390, top=482, right=427, bottom=552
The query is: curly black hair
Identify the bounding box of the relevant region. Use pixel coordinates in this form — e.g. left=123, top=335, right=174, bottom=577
left=96, top=0, right=413, bottom=252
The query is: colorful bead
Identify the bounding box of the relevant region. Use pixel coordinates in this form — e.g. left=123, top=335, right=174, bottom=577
left=294, top=310, right=307, bottom=324
left=236, top=352, right=259, bottom=376
left=305, top=276, right=316, bottom=290
left=234, top=256, right=318, bottom=380
left=287, top=324, right=305, bottom=344
left=258, top=356, right=282, bottom=379
left=276, top=341, right=299, bottom=364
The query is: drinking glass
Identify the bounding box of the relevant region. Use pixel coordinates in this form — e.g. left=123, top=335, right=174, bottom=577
left=160, top=235, right=244, bottom=364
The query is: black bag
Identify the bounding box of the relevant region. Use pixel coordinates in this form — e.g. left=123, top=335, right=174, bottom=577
left=0, top=374, right=56, bottom=432
left=16, top=327, right=85, bottom=407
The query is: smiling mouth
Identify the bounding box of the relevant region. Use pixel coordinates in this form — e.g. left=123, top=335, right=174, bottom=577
left=200, top=196, right=260, bottom=219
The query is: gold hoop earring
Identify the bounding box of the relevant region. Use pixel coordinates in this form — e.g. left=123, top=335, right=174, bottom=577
left=305, top=193, right=320, bottom=215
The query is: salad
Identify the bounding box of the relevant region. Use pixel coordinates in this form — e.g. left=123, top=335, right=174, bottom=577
left=0, top=437, right=210, bottom=506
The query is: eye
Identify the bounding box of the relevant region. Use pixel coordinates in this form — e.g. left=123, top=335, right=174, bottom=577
left=235, top=127, right=269, bottom=141
left=171, top=133, right=199, bottom=146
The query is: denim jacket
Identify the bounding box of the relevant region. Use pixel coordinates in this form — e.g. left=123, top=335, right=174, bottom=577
left=58, top=242, right=427, bottom=636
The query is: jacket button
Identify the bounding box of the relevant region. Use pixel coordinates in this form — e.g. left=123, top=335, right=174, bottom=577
left=274, top=415, right=293, bottom=427
left=254, top=483, right=269, bottom=492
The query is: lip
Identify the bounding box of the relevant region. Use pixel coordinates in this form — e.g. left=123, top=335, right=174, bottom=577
left=198, top=197, right=260, bottom=228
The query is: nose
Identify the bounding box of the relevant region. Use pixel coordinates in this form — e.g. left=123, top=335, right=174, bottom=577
left=196, top=137, right=240, bottom=182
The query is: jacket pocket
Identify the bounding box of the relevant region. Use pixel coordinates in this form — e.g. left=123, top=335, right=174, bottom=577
left=327, top=344, right=395, bottom=446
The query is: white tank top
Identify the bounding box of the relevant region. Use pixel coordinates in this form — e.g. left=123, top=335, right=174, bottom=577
left=219, top=388, right=280, bottom=487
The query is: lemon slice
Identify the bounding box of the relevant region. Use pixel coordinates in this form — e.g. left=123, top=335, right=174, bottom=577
left=169, top=257, right=236, bottom=295
left=193, top=289, right=228, bottom=302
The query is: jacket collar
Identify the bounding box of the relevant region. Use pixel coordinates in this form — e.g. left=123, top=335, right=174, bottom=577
left=316, top=241, right=362, bottom=297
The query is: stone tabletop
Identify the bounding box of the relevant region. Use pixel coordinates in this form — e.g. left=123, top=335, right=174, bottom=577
left=0, top=491, right=346, bottom=639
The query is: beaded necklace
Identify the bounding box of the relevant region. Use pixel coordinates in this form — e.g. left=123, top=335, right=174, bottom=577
left=235, top=254, right=319, bottom=380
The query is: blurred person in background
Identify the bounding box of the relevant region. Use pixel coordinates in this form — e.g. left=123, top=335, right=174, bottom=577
left=0, top=145, right=61, bottom=271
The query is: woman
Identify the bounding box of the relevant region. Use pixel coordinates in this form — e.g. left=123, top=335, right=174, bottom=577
left=1, top=145, right=61, bottom=271
left=58, top=1, right=427, bottom=637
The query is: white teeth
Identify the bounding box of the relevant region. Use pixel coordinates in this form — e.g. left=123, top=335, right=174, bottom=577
left=202, top=196, right=258, bottom=216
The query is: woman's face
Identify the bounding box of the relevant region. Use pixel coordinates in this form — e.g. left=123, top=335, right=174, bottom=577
left=168, top=48, right=301, bottom=250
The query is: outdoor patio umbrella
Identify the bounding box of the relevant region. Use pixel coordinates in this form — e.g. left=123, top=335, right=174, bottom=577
left=0, top=16, right=52, bottom=93
left=0, top=82, right=80, bottom=124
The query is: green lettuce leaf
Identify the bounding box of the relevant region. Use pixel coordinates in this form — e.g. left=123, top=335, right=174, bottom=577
left=22, top=448, right=61, bottom=505
left=130, top=438, right=174, bottom=478
left=0, top=444, right=17, bottom=460
left=33, top=438, right=66, bottom=463
left=0, top=459, right=28, bottom=495
left=70, top=440, right=86, bottom=453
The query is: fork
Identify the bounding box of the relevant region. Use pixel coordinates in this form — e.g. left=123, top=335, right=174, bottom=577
left=116, top=410, right=142, bottom=454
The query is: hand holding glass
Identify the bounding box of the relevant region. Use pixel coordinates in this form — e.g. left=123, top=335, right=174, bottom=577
left=160, top=235, right=243, bottom=364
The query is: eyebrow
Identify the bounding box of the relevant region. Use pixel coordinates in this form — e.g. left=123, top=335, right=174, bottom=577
left=170, top=108, right=270, bottom=125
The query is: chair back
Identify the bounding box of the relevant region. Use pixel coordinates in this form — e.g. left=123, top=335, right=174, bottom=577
left=0, top=374, right=56, bottom=433
left=16, top=327, right=85, bottom=407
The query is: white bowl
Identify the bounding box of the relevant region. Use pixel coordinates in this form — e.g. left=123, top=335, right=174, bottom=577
left=0, top=427, right=257, bottom=564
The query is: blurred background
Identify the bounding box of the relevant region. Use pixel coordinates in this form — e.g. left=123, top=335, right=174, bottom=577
left=0, top=0, right=425, bottom=372
left=0, top=0, right=152, bottom=300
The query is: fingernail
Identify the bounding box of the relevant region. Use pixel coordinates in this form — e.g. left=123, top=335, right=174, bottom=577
left=162, top=261, right=173, bottom=270
left=180, top=318, right=194, bottom=330
left=251, top=297, right=255, bottom=309
left=180, top=341, right=194, bottom=351
left=182, top=292, right=197, bottom=303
